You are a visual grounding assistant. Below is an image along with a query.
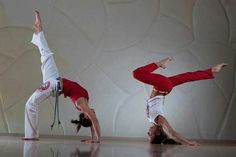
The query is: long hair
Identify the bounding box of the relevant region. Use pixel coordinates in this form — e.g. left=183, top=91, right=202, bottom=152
left=150, top=126, right=181, bottom=145
left=71, top=113, right=92, bottom=133
left=162, top=138, right=181, bottom=144
left=150, top=128, right=168, bottom=144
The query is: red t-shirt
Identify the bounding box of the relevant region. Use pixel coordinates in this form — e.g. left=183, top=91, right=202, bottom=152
left=62, top=78, right=89, bottom=103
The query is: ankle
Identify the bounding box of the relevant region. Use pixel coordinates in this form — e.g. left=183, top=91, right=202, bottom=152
left=155, top=57, right=172, bottom=69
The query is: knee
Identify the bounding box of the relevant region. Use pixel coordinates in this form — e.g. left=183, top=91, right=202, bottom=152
left=133, top=69, right=143, bottom=80
left=132, top=70, right=138, bottom=79
left=25, top=99, right=38, bottom=113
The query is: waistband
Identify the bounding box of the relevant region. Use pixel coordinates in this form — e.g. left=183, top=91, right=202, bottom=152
left=51, top=77, right=63, bottom=97
left=56, top=77, right=63, bottom=93
left=147, top=95, right=164, bottom=103
left=153, top=87, right=169, bottom=95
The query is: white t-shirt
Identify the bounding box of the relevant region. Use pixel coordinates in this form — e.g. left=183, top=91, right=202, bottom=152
left=146, top=95, right=165, bottom=125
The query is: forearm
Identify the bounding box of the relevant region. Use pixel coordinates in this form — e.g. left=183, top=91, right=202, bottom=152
left=171, top=131, right=191, bottom=145
left=92, top=119, right=101, bottom=141
left=85, top=109, right=101, bottom=141
left=90, top=127, right=95, bottom=140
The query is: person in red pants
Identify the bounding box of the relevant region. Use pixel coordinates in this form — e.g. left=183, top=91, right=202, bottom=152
left=133, top=57, right=228, bottom=146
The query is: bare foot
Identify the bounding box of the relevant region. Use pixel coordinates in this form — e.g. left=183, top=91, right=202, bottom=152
left=33, top=10, right=42, bottom=33
left=155, top=57, right=173, bottom=69
left=212, top=63, right=228, bottom=73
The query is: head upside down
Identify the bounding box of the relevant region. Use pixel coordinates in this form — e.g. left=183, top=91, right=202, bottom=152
left=71, top=113, right=92, bottom=133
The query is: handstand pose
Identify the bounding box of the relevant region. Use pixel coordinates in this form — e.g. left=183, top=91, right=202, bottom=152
left=24, top=11, right=100, bottom=143
left=133, top=57, right=228, bottom=146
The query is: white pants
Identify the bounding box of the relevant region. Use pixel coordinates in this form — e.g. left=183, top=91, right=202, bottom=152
left=24, top=32, right=59, bottom=138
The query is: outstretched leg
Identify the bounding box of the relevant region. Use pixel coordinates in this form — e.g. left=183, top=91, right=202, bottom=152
left=31, top=11, right=59, bottom=82
left=168, top=63, right=228, bottom=87
left=24, top=11, right=59, bottom=140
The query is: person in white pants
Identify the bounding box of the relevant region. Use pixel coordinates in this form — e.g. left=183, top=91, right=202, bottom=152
left=24, top=11, right=101, bottom=142
left=24, top=12, right=60, bottom=140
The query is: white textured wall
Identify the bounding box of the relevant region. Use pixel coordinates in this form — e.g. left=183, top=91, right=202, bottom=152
left=0, top=0, right=235, bottom=139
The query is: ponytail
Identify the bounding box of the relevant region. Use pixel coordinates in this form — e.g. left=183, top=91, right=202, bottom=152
left=71, top=113, right=92, bottom=133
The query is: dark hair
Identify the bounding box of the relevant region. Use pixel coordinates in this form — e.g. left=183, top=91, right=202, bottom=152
left=151, top=134, right=180, bottom=145
left=150, top=129, right=168, bottom=144
left=71, top=113, right=92, bottom=133
left=150, top=127, right=181, bottom=145
left=162, top=138, right=181, bottom=145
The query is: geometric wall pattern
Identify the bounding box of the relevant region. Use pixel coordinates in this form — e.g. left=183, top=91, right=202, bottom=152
left=0, top=0, right=235, bottom=139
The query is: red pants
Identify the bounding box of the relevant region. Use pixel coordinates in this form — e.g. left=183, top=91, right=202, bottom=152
left=133, top=63, right=214, bottom=94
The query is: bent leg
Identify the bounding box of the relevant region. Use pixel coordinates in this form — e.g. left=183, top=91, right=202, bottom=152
left=133, top=63, right=162, bottom=86
left=168, top=69, right=214, bottom=87
left=133, top=58, right=173, bottom=87
left=133, top=63, right=173, bottom=93
left=24, top=81, right=55, bottom=139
